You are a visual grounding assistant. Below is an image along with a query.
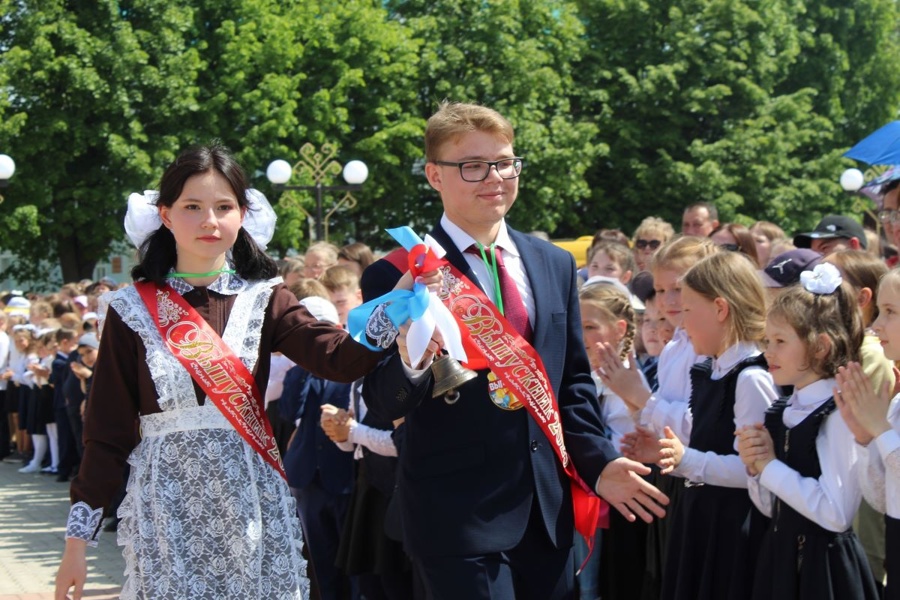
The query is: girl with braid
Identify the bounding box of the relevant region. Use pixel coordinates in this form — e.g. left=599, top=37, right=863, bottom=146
left=625, top=251, right=779, bottom=600
left=579, top=279, right=646, bottom=600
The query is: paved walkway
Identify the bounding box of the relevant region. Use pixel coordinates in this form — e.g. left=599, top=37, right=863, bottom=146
left=0, top=459, right=123, bottom=599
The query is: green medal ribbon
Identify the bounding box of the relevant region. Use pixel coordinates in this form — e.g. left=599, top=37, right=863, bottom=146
left=474, top=242, right=505, bottom=316
left=168, top=268, right=236, bottom=279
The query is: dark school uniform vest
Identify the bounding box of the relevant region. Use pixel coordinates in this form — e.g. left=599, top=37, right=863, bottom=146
left=662, top=354, right=768, bottom=600
left=887, top=514, right=900, bottom=600
left=752, top=398, right=879, bottom=600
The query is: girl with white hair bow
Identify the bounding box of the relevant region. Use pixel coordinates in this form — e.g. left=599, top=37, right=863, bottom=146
left=55, top=143, right=436, bottom=600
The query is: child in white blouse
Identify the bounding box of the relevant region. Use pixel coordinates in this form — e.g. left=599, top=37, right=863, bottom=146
left=623, top=251, right=779, bottom=600
left=12, top=325, right=40, bottom=473
left=738, top=263, right=879, bottom=600
left=594, top=235, right=718, bottom=599
left=836, top=265, right=900, bottom=599
left=579, top=279, right=644, bottom=600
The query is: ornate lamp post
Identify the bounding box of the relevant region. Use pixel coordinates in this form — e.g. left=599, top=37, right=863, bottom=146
left=0, top=154, right=15, bottom=202
left=266, top=143, right=368, bottom=242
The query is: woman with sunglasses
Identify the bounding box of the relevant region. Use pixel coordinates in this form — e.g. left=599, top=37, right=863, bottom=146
left=711, top=223, right=760, bottom=266
left=632, top=217, right=675, bottom=272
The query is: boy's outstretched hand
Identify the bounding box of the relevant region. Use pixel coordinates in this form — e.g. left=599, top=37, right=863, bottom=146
left=595, top=457, right=669, bottom=523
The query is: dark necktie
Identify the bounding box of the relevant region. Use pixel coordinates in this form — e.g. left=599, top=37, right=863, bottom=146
left=467, top=244, right=533, bottom=342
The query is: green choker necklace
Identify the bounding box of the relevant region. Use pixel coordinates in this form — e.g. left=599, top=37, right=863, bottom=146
left=169, top=268, right=236, bottom=279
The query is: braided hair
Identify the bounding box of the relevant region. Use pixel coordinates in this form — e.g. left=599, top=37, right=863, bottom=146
left=579, top=282, right=636, bottom=361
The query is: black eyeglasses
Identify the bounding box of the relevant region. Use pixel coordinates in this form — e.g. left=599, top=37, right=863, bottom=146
left=635, top=239, right=662, bottom=250
left=433, top=158, right=525, bottom=182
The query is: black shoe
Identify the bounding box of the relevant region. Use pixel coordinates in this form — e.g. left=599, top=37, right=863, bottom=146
left=56, top=473, right=70, bottom=483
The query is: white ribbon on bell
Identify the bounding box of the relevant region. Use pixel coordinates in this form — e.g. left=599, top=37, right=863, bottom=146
left=404, top=234, right=468, bottom=368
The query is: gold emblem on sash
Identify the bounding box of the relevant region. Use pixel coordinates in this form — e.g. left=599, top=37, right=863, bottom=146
left=487, top=371, right=523, bottom=410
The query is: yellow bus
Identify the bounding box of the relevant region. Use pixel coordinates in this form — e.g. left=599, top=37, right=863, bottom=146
left=551, top=235, right=595, bottom=268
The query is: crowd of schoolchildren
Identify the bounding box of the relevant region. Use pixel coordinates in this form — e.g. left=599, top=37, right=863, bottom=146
left=9, top=196, right=900, bottom=600
left=567, top=200, right=900, bottom=600
left=1, top=278, right=111, bottom=486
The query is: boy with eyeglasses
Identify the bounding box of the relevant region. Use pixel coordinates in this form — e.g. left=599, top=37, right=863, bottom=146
left=361, top=101, right=668, bottom=600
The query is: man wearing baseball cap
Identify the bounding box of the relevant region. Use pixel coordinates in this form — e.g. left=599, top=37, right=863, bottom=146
left=793, top=215, right=867, bottom=255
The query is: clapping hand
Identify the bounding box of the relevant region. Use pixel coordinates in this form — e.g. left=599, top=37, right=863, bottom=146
left=70, top=362, right=91, bottom=380
left=620, top=426, right=664, bottom=465
left=657, top=427, right=685, bottom=475
left=835, top=362, right=892, bottom=446
left=320, top=404, right=355, bottom=443
left=593, top=343, right=651, bottom=411
left=736, top=424, right=775, bottom=475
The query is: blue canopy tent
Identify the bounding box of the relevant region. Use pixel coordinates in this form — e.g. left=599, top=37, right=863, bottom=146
left=845, top=121, right=900, bottom=165
left=845, top=122, right=900, bottom=209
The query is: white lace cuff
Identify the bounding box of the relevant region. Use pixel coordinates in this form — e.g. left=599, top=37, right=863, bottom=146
left=65, top=501, right=104, bottom=547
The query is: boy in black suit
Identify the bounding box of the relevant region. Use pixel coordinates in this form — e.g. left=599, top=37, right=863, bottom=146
left=362, top=101, right=668, bottom=599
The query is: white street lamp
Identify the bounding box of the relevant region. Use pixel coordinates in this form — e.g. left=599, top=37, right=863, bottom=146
left=342, top=160, right=369, bottom=185
left=0, top=154, right=15, bottom=186
left=840, top=168, right=865, bottom=193
left=266, top=159, right=292, bottom=185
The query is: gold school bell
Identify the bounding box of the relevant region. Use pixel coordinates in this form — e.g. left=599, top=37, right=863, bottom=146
left=431, top=353, right=477, bottom=405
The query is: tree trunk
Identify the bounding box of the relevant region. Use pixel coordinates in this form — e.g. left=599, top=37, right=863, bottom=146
left=57, top=233, right=98, bottom=283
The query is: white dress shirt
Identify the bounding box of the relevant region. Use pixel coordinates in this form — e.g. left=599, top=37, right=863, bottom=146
left=265, top=353, right=296, bottom=409
left=639, top=328, right=707, bottom=441
left=857, top=394, right=900, bottom=519
left=0, top=331, right=9, bottom=392
left=439, top=214, right=535, bottom=325
left=674, top=342, right=778, bottom=488
left=749, top=378, right=862, bottom=532
left=10, top=347, right=37, bottom=388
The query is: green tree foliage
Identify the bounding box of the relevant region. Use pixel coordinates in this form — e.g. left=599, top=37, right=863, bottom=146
left=159, top=1, right=424, bottom=253
left=1, top=0, right=899, bottom=286
left=387, top=0, right=604, bottom=235
left=0, top=1, right=201, bottom=284
left=574, top=0, right=900, bottom=238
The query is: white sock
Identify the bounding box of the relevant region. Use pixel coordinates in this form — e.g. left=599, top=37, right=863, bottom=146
left=28, top=434, right=47, bottom=468
left=46, top=423, right=59, bottom=468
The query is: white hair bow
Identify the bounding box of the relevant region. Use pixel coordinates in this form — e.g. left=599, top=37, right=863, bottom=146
left=800, top=263, right=842, bottom=295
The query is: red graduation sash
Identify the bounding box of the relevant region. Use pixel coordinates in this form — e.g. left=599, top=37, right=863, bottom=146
left=390, top=245, right=609, bottom=546
left=136, top=281, right=286, bottom=480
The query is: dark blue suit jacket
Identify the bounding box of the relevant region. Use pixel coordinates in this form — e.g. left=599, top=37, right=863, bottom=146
left=50, top=351, right=75, bottom=411
left=281, top=365, right=355, bottom=495
left=362, top=223, right=618, bottom=558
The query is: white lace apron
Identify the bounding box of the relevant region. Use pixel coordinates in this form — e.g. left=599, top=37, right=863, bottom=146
left=112, top=281, right=309, bottom=600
